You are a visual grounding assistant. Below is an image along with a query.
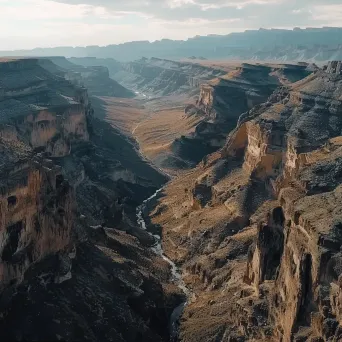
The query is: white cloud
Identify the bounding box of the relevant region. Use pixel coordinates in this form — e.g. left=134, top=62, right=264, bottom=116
left=167, top=0, right=195, bottom=8
left=0, top=0, right=121, bottom=20
left=195, top=0, right=282, bottom=11
left=292, top=8, right=304, bottom=14
left=153, top=17, right=241, bottom=27
left=0, top=0, right=342, bottom=50
left=311, top=4, right=342, bottom=24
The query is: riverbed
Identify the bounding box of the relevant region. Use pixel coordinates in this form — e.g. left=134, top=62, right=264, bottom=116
left=136, top=187, right=191, bottom=340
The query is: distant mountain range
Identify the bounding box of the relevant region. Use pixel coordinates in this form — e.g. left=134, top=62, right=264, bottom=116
left=2, top=27, right=342, bottom=62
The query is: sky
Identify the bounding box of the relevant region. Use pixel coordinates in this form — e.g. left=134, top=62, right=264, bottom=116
left=0, top=0, right=342, bottom=50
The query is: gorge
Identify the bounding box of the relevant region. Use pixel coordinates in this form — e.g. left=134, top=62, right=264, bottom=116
left=1, top=53, right=342, bottom=342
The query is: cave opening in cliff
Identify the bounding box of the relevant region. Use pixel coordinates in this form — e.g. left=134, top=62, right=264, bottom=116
left=298, top=253, right=313, bottom=325
left=7, top=196, right=17, bottom=209
left=56, top=174, right=64, bottom=189
left=2, top=221, right=24, bottom=262
left=38, top=120, right=50, bottom=129
left=261, top=225, right=285, bottom=281
left=272, top=207, right=285, bottom=226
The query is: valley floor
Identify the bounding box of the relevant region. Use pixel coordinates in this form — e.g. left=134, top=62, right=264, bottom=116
left=92, top=94, right=200, bottom=177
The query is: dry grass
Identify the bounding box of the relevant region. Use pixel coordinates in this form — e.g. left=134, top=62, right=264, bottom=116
left=98, top=96, right=147, bottom=137
left=134, top=107, right=202, bottom=159
left=181, top=59, right=243, bottom=73
left=94, top=94, right=203, bottom=176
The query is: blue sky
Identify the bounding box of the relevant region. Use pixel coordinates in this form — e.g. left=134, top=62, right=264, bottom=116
left=1, top=0, right=342, bottom=50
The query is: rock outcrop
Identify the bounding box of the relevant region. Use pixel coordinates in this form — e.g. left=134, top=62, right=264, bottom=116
left=0, top=154, right=74, bottom=289
left=171, top=63, right=310, bottom=167
left=325, top=61, right=342, bottom=75
left=0, top=58, right=89, bottom=284
left=149, top=62, right=342, bottom=341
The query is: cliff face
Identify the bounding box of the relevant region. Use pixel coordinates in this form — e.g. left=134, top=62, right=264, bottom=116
left=196, top=63, right=310, bottom=125
left=0, top=58, right=88, bottom=288
left=0, top=59, right=90, bottom=158
left=170, top=63, right=310, bottom=167
left=149, top=61, right=342, bottom=341
left=0, top=58, right=175, bottom=341
left=0, top=155, right=75, bottom=288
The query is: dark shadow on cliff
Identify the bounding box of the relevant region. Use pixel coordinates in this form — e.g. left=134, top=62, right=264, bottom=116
left=0, top=226, right=183, bottom=342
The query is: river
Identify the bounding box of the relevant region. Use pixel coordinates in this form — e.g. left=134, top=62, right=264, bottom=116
left=136, top=187, right=191, bottom=341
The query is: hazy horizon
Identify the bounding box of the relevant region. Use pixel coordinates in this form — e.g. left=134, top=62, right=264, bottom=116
left=3, top=26, right=342, bottom=52
left=1, top=0, right=342, bottom=50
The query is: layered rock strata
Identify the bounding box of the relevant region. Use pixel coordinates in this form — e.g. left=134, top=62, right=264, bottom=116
left=115, top=57, right=226, bottom=97
left=0, top=58, right=90, bottom=156
left=149, top=61, right=342, bottom=341
left=171, top=63, right=310, bottom=167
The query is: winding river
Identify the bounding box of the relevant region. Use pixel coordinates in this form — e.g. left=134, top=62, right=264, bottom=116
left=136, top=188, right=191, bottom=340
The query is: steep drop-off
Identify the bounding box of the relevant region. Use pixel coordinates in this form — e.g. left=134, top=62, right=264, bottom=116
left=170, top=63, right=311, bottom=170
left=0, top=58, right=181, bottom=341
left=109, top=59, right=311, bottom=176
left=148, top=61, right=342, bottom=341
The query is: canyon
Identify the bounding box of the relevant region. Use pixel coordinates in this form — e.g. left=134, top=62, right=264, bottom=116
left=0, top=57, right=178, bottom=341
left=147, top=60, right=342, bottom=341
left=1, top=52, right=342, bottom=342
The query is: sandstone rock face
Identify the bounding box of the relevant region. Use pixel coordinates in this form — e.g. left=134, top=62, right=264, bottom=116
left=157, top=63, right=309, bottom=170
left=0, top=155, right=74, bottom=289
left=0, top=59, right=88, bottom=288
left=149, top=62, right=342, bottom=341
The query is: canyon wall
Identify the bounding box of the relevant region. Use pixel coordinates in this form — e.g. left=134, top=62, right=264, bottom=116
left=172, top=63, right=310, bottom=166
left=0, top=156, right=75, bottom=289
left=0, top=58, right=176, bottom=341
left=0, top=58, right=90, bottom=288
left=0, top=59, right=91, bottom=157
left=115, top=57, right=225, bottom=96
left=150, top=61, right=342, bottom=341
